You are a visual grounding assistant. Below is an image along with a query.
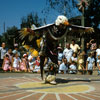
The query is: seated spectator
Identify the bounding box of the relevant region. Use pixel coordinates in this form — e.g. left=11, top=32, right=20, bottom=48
left=2, top=54, right=12, bottom=72
left=63, top=43, right=73, bottom=66
left=20, top=54, right=27, bottom=72
left=23, top=54, right=30, bottom=72
left=6, top=48, right=13, bottom=64
left=70, top=52, right=78, bottom=65
left=33, top=56, right=40, bottom=73
left=58, top=47, right=63, bottom=66
left=12, top=53, right=21, bottom=72
left=12, top=44, right=20, bottom=57
left=97, top=55, right=100, bottom=75
left=86, top=52, right=95, bottom=75
left=28, top=53, right=36, bottom=72
left=59, top=57, right=68, bottom=74
left=69, top=61, right=77, bottom=74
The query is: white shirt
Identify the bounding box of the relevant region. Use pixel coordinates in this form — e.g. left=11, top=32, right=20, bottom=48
left=87, top=57, right=95, bottom=64
left=69, top=64, right=76, bottom=70
left=28, top=55, right=35, bottom=66
left=96, top=48, right=100, bottom=55
left=70, top=56, right=77, bottom=62
left=58, top=53, right=63, bottom=61
left=97, top=59, right=100, bottom=66
left=13, top=57, right=20, bottom=68
left=70, top=44, right=80, bottom=53
left=0, top=47, right=7, bottom=59
left=87, top=57, right=95, bottom=70
left=12, top=50, right=20, bottom=56
left=59, top=62, right=68, bottom=71
left=63, top=48, right=73, bottom=62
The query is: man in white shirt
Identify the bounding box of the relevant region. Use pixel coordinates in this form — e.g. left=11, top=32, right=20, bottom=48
left=0, top=42, right=7, bottom=67
left=70, top=39, right=80, bottom=53
left=63, top=43, right=73, bottom=63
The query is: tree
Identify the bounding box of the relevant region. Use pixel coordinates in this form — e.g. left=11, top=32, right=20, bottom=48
left=21, top=12, right=43, bottom=28
left=1, top=26, right=18, bottom=49
left=0, top=35, right=2, bottom=45
left=85, top=0, right=100, bottom=28
left=84, top=0, right=100, bottom=43
left=42, top=0, right=81, bottom=21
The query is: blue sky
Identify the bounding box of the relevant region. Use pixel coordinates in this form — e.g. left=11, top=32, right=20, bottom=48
left=0, top=0, right=80, bottom=34
left=0, top=0, right=47, bottom=34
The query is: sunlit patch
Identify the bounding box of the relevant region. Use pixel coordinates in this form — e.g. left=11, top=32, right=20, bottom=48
left=17, top=82, right=54, bottom=88
left=34, top=85, right=89, bottom=93
left=16, top=82, right=94, bottom=93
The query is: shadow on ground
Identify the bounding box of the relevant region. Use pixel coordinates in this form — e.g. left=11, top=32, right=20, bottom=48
left=56, top=78, right=91, bottom=84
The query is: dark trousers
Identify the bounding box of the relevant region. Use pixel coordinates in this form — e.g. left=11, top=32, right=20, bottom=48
left=0, top=59, right=3, bottom=68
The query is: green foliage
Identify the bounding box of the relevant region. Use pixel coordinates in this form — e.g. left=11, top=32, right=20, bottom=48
left=0, top=35, right=2, bottom=45
left=84, top=0, right=100, bottom=42
left=21, top=12, right=43, bottom=28
left=85, top=0, right=100, bottom=29
left=1, top=26, right=18, bottom=49
left=42, top=0, right=79, bottom=18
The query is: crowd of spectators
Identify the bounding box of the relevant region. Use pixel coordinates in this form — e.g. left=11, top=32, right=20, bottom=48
left=0, top=38, right=100, bottom=75
left=0, top=43, right=40, bottom=73
left=58, top=39, right=100, bottom=75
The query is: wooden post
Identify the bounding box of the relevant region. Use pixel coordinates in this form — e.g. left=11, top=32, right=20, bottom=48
left=81, top=6, right=85, bottom=51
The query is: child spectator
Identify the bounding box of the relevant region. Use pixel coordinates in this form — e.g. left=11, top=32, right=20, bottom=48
left=58, top=47, right=63, bottom=66
left=28, top=53, right=36, bottom=72
left=69, top=52, right=77, bottom=74
left=6, top=48, right=13, bottom=64
left=78, top=53, right=85, bottom=74
left=20, top=54, right=27, bottom=72
left=86, top=52, right=95, bottom=75
left=69, top=61, right=77, bottom=74
left=12, top=44, right=20, bottom=57
left=23, top=54, right=30, bottom=72
left=97, top=55, right=100, bottom=75
left=59, top=57, right=68, bottom=74
left=33, top=56, right=40, bottom=73
left=70, top=52, right=78, bottom=64
left=12, top=53, right=21, bottom=72
left=2, top=54, right=12, bottom=72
